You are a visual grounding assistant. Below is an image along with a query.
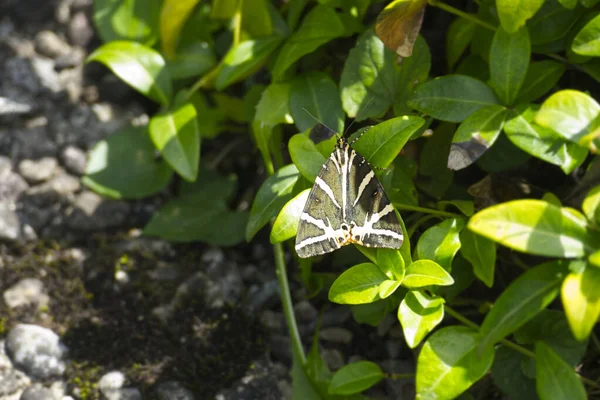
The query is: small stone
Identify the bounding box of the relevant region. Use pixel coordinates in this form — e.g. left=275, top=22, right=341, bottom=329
left=18, top=158, right=58, bottom=183
left=0, top=97, right=33, bottom=116
left=3, top=278, right=49, bottom=309
left=268, top=335, right=291, bottom=365
left=155, top=381, right=195, bottom=400
left=19, top=384, right=54, bottom=400
left=67, top=191, right=130, bottom=231
left=35, top=30, right=71, bottom=58
left=321, top=307, right=352, bottom=327
left=68, top=12, right=94, bottom=47
left=293, top=300, right=318, bottom=323
left=261, top=311, right=284, bottom=333
left=103, top=388, right=142, bottom=400
left=55, top=0, right=73, bottom=23
left=5, top=324, right=68, bottom=379
left=320, top=348, right=345, bottom=371
left=0, top=204, right=20, bottom=241
left=31, top=57, right=61, bottom=93
left=0, top=156, right=29, bottom=202
left=59, top=145, right=86, bottom=175
left=12, top=126, right=58, bottom=159
left=201, top=247, right=225, bottom=267
left=319, top=327, right=353, bottom=344
left=98, top=371, right=126, bottom=391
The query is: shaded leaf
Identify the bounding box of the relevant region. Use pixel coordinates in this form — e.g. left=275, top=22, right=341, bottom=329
left=393, top=35, right=432, bottom=115
left=328, top=361, right=385, bottom=395
left=83, top=126, right=173, bottom=199
left=289, top=134, right=326, bottom=182
left=149, top=102, right=200, bottom=181
left=490, top=26, right=531, bottom=105
left=446, top=17, right=476, bottom=69
left=416, top=218, right=464, bottom=272
left=375, top=0, right=427, bottom=57
left=167, top=42, right=216, bottom=80
left=94, top=0, right=161, bottom=44
left=329, top=263, right=389, bottom=304
left=535, top=342, right=587, bottom=400
left=478, top=261, right=570, bottom=353
left=160, top=0, right=201, bottom=59
left=515, top=60, right=565, bottom=104
left=87, top=41, right=172, bottom=105
left=460, top=229, right=496, bottom=287
left=408, top=75, right=499, bottom=123
left=398, top=290, right=445, bottom=348
left=377, top=248, right=405, bottom=280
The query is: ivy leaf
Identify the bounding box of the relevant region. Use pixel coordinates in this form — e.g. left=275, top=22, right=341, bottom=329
left=447, top=104, right=508, bottom=170
left=496, top=0, right=545, bottom=33
left=83, top=126, right=173, bottom=199
left=329, top=263, right=389, bottom=304
left=490, top=26, right=531, bottom=106
left=87, top=41, right=172, bottom=105
left=149, top=102, right=200, bottom=182
left=417, top=326, right=495, bottom=400
left=328, top=361, right=385, bottom=395
left=478, top=261, right=570, bottom=353
left=270, top=189, right=310, bottom=244
left=468, top=199, right=596, bottom=258
left=246, top=164, right=299, bottom=241
left=504, top=105, right=588, bottom=175
left=398, top=290, right=445, bottom=348
left=289, top=72, right=344, bottom=134
left=94, top=0, right=161, bottom=45
left=374, top=0, right=427, bottom=57
left=535, top=342, right=587, bottom=400
left=460, top=229, right=496, bottom=288
left=561, top=265, right=600, bottom=341
left=408, top=75, right=500, bottom=123
left=271, top=5, right=344, bottom=80
left=416, top=218, right=464, bottom=272
left=403, top=260, right=454, bottom=288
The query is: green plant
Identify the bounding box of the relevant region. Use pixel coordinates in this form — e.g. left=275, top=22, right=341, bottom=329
left=86, top=0, right=600, bottom=398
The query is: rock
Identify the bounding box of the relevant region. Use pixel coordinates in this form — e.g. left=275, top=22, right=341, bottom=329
left=268, top=335, right=291, bottom=365
left=381, top=359, right=415, bottom=399
left=0, top=204, right=20, bottom=241
left=214, top=359, right=283, bottom=400
left=11, top=126, right=58, bottom=159
left=4, top=58, right=40, bottom=94
left=0, top=341, right=31, bottom=398
left=293, top=300, right=318, bottom=323
left=5, top=324, right=68, bottom=379
left=320, top=348, right=344, bottom=371
left=21, top=172, right=81, bottom=209
left=0, top=96, right=33, bottom=116
left=31, top=57, right=61, bottom=93
left=67, top=191, right=129, bottom=231
left=319, top=327, right=353, bottom=344
left=155, top=381, right=195, bottom=400
left=19, top=384, right=54, bottom=400
left=35, top=31, right=71, bottom=58
left=0, top=156, right=29, bottom=201
left=246, top=280, right=279, bottom=311
left=18, top=157, right=58, bottom=183
left=3, top=278, right=49, bottom=309
left=98, top=371, right=142, bottom=400
left=60, top=145, right=86, bottom=175
left=68, top=12, right=94, bottom=47
left=321, top=307, right=351, bottom=327
left=260, top=311, right=284, bottom=333
left=55, top=0, right=73, bottom=24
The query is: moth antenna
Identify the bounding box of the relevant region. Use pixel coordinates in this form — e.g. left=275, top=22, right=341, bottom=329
left=349, top=126, right=372, bottom=145
left=301, top=108, right=339, bottom=138
left=344, top=96, right=376, bottom=138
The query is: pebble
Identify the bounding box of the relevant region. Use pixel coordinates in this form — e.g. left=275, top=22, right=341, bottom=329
left=293, top=300, right=318, bottom=323
left=34, top=30, right=71, bottom=58
left=214, top=359, right=282, bottom=400
left=261, top=310, right=284, bottom=333
left=0, top=96, right=33, bottom=116
left=319, top=327, right=353, bottom=344
left=155, top=381, right=195, bottom=400
left=18, top=157, right=58, bottom=183
left=19, top=384, right=54, bottom=400
left=67, top=191, right=130, bottom=231
left=0, top=204, right=20, bottom=241
left=3, top=278, right=49, bottom=309
left=320, top=348, right=345, bottom=371
left=5, top=324, right=68, bottom=379
left=59, top=145, right=86, bottom=175
left=30, top=57, right=61, bottom=93
left=0, top=156, right=29, bottom=201
left=68, top=12, right=93, bottom=47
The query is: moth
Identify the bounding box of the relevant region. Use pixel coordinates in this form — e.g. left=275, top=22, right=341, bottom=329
left=295, top=125, right=403, bottom=258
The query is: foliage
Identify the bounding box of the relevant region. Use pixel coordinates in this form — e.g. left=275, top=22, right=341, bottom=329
left=88, top=0, right=600, bottom=398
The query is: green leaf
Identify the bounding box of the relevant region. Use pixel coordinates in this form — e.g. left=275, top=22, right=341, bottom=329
left=393, top=35, right=432, bottom=115
left=351, top=294, right=402, bottom=326
left=83, top=126, right=173, bottom=199
left=328, top=361, right=385, bottom=395
left=374, top=0, right=427, bottom=57
left=149, top=102, right=200, bottom=181
left=408, top=75, right=500, bottom=123
left=478, top=261, right=570, bottom=353
left=468, top=199, right=594, bottom=258
left=379, top=280, right=402, bottom=299
left=504, top=105, right=588, bottom=174
left=211, top=0, right=238, bottom=18
left=386, top=157, right=419, bottom=206
left=403, top=260, right=454, bottom=288
left=246, top=164, right=299, bottom=241
left=351, top=116, right=425, bottom=168
left=491, top=346, right=537, bottom=400
left=590, top=249, right=600, bottom=267
left=241, top=0, right=273, bottom=37
left=289, top=134, right=326, bottom=182
left=515, top=60, right=566, bottom=104
left=94, top=0, right=161, bottom=45
left=329, top=263, right=389, bottom=304
left=290, top=72, right=344, bottom=134
left=418, top=123, right=455, bottom=198
left=398, top=290, right=445, bottom=348
left=535, top=342, right=587, bottom=400
left=160, top=0, right=201, bottom=59
left=166, top=42, right=216, bottom=80
left=447, top=104, right=508, bottom=170
left=271, top=5, right=344, bottom=80
left=527, top=0, right=582, bottom=46
left=437, top=200, right=474, bottom=217
left=582, top=185, right=600, bottom=225
left=416, top=218, right=464, bottom=272
left=377, top=248, right=405, bottom=280
left=340, top=28, right=398, bottom=120
left=561, top=266, right=600, bottom=341
left=270, top=189, right=310, bottom=244
left=292, top=349, right=322, bottom=400
left=87, top=41, right=172, bottom=105
left=535, top=89, right=600, bottom=149
left=460, top=229, right=496, bottom=288
left=144, top=170, right=248, bottom=245
left=490, top=26, right=531, bottom=105
left=496, top=0, right=545, bottom=33
left=446, top=17, right=476, bottom=69
left=216, top=36, right=284, bottom=90
left=416, top=326, right=495, bottom=400
left=572, top=13, right=600, bottom=56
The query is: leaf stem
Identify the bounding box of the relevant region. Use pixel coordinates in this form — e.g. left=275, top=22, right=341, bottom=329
left=388, top=372, right=415, bottom=380
left=274, top=241, right=306, bottom=364
left=444, top=305, right=600, bottom=389
left=393, top=203, right=460, bottom=218
left=427, top=0, right=496, bottom=31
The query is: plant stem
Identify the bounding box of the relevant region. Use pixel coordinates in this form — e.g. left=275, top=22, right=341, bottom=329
left=274, top=241, right=306, bottom=364
left=444, top=305, right=480, bottom=330
left=393, top=203, right=460, bottom=218
left=427, top=0, right=496, bottom=31
left=388, top=373, right=415, bottom=380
